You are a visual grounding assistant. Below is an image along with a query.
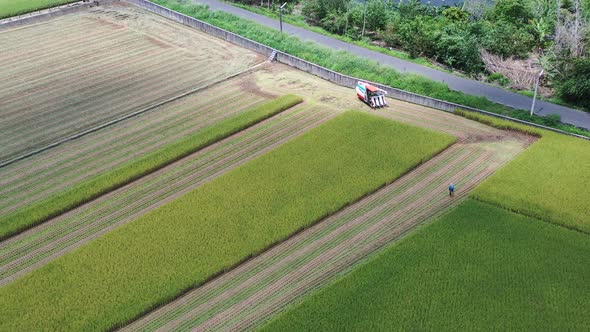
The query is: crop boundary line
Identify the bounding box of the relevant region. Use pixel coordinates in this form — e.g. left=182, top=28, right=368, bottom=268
left=471, top=197, right=590, bottom=237
left=111, top=135, right=457, bottom=331
left=0, top=60, right=267, bottom=169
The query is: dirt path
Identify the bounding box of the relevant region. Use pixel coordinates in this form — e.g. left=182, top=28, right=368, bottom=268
left=118, top=68, right=533, bottom=330
left=0, top=103, right=336, bottom=286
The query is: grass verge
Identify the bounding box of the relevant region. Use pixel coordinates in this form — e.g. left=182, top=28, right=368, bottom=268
left=0, top=95, right=302, bottom=240
left=0, top=0, right=77, bottom=19
left=0, top=111, right=454, bottom=331
left=150, top=0, right=590, bottom=137
left=455, top=110, right=590, bottom=233
left=263, top=199, right=590, bottom=331
left=226, top=2, right=443, bottom=71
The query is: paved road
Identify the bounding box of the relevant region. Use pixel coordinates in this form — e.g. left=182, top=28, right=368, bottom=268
left=195, top=0, right=590, bottom=130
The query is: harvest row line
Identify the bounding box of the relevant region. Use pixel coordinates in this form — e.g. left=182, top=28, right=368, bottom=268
left=0, top=86, right=265, bottom=215
left=0, top=104, right=335, bottom=285
left=123, top=138, right=517, bottom=331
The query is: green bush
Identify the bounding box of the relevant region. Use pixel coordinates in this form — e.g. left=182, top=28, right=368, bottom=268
left=263, top=199, right=590, bottom=331
left=0, top=95, right=302, bottom=240
left=556, top=57, right=590, bottom=109
left=0, top=111, right=454, bottom=331
left=487, top=72, right=510, bottom=86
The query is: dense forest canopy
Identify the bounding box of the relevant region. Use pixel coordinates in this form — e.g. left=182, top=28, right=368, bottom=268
left=237, top=0, right=590, bottom=110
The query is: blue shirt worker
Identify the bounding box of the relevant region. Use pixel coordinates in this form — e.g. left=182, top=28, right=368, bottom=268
left=449, top=183, right=455, bottom=197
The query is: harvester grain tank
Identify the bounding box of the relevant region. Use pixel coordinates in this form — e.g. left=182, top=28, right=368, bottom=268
left=356, top=81, right=387, bottom=108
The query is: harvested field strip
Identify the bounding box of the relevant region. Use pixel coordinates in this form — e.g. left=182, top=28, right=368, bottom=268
left=0, top=103, right=335, bottom=285
left=0, top=112, right=453, bottom=332
left=375, top=102, right=499, bottom=140
left=1, top=54, right=220, bottom=141
left=0, top=95, right=301, bottom=239
left=120, top=137, right=528, bottom=331
left=0, top=5, right=259, bottom=162
left=0, top=82, right=247, bottom=188
left=0, top=85, right=247, bottom=203
left=0, top=88, right=266, bottom=205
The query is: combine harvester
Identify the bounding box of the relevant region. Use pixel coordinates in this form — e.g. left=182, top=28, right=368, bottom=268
left=356, top=81, right=387, bottom=108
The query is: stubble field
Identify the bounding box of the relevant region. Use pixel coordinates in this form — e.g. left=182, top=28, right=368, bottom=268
left=0, top=3, right=261, bottom=163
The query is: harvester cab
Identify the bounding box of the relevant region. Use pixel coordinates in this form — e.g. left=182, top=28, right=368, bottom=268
left=356, top=81, right=387, bottom=108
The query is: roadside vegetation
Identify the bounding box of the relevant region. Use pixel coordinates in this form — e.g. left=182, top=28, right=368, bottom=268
left=0, top=95, right=302, bottom=240
left=152, top=0, right=590, bottom=137
left=0, top=0, right=77, bottom=19
left=455, top=110, right=590, bottom=233
left=263, top=199, right=590, bottom=331
left=233, top=0, right=590, bottom=112
left=0, top=111, right=454, bottom=331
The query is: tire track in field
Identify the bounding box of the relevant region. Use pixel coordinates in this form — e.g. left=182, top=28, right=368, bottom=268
left=119, top=111, right=532, bottom=331
left=0, top=104, right=337, bottom=286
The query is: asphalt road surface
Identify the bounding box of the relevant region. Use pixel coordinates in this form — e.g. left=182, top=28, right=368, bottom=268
left=195, top=0, right=590, bottom=130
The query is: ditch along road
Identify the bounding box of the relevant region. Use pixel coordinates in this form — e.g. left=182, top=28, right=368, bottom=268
left=120, top=103, right=534, bottom=331
left=194, top=0, right=590, bottom=131
left=0, top=102, right=336, bottom=286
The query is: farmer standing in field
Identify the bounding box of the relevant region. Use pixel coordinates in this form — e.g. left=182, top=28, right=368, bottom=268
left=449, top=183, right=455, bottom=197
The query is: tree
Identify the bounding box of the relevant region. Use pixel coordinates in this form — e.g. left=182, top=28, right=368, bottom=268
left=556, top=57, right=590, bottom=107
left=554, top=0, right=587, bottom=58
left=365, top=0, right=388, bottom=31
left=490, top=0, right=534, bottom=25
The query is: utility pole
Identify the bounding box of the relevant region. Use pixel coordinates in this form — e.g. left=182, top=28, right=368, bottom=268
left=530, top=69, right=544, bottom=116
left=361, top=0, right=367, bottom=38
left=279, top=2, right=287, bottom=33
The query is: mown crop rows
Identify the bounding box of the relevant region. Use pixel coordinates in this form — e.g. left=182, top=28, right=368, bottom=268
left=0, top=80, right=268, bottom=220
left=0, top=94, right=302, bottom=240
left=0, top=112, right=453, bottom=331
left=0, top=101, right=333, bottom=286
left=122, top=133, right=525, bottom=331
left=0, top=4, right=259, bottom=162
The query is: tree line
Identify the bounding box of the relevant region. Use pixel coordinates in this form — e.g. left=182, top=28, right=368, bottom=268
left=237, top=0, right=590, bottom=110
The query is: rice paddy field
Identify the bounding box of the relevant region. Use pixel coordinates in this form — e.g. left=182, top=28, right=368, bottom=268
left=0, top=2, right=261, bottom=163
left=263, top=199, right=590, bottom=331
left=1, top=1, right=588, bottom=331
left=0, top=0, right=78, bottom=19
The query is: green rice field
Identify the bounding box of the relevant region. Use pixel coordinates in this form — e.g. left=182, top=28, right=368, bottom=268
left=263, top=199, right=590, bottom=331
left=0, top=111, right=454, bottom=331
left=0, top=0, right=77, bottom=19
left=456, top=110, right=590, bottom=233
